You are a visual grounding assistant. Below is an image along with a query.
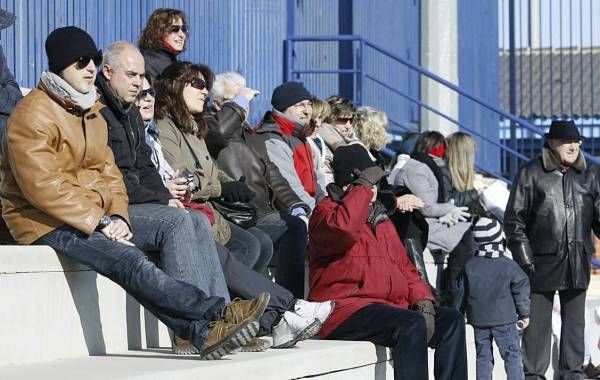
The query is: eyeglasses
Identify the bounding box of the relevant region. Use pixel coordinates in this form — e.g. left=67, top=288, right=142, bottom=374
left=335, top=117, right=354, bottom=124
left=189, top=78, right=207, bottom=91
left=75, top=55, right=102, bottom=70
left=169, top=25, right=189, bottom=34
left=139, top=87, right=156, bottom=98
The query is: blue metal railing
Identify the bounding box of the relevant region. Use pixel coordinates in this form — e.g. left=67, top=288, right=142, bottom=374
left=285, top=34, right=600, bottom=182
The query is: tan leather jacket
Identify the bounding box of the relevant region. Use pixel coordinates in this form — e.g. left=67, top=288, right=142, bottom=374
left=0, top=84, right=130, bottom=244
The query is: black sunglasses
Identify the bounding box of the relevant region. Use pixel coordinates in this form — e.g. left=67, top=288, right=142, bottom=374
left=170, top=25, right=189, bottom=34
left=75, top=55, right=102, bottom=70
left=139, top=87, right=156, bottom=98
left=189, top=78, right=207, bottom=91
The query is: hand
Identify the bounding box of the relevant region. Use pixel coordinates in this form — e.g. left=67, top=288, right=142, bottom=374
left=518, top=318, right=530, bottom=330
left=438, top=211, right=456, bottom=226
left=396, top=194, right=425, bottom=213
left=450, top=206, right=470, bottom=222
left=168, top=199, right=185, bottom=209
left=412, top=300, right=436, bottom=343
left=100, top=219, right=133, bottom=243
left=165, top=176, right=188, bottom=200
left=221, top=180, right=255, bottom=203
left=352, top=166, right=387, bottom=187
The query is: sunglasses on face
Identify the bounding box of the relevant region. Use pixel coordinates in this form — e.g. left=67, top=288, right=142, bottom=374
left=169, top=25, right=189, bottom=34
left=75, top=55, right=102, bottom=70
left=139, top=87, right=156, bottom=98
left=336, top=117, right=354, bottom=124
left=189, top=78, right=207, bottom=91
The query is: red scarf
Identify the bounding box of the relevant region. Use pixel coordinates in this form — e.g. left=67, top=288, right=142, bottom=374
left=428, top=143, right=446, bottom=158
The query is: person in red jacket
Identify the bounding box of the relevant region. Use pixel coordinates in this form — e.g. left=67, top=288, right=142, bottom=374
left=308, top=144, right=467, bottom=380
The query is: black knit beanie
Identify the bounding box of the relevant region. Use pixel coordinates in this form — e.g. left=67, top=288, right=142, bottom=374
left=332, top=144, right=378, bottom=187
left=45, top=26, right=102, bottom=74
left=271, top=82, right=312, bottom=112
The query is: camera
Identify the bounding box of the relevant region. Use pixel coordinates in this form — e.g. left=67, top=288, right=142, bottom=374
left=180, top=169, right=199, bottom=194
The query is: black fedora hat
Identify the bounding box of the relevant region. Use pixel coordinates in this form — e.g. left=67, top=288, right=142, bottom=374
left=544, top=120, right=582, bottom=140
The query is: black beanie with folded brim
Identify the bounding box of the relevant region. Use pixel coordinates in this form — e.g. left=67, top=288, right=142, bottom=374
left=271, top=81, right=312, bottom=112
left=45, top=26, right=102, bottom=74
left=332, top=144, right=378, bottom=188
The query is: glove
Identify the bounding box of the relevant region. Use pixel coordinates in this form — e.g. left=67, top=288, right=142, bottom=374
left=221, top=180, right=255, bottom=203
left=438, top=211, right=456, bottom=226
left=352, top=166, right=387, bottom=187
left=521, top=263, right=535, bottom=277
left=412, top=300, right=436, bottom=344
left=450, top=206, right=470, bottom=222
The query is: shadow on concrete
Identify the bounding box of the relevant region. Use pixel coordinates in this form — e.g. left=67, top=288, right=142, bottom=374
left=59, top=255, right=107, bottom=355
left=374, top=345, right=392, bottom=379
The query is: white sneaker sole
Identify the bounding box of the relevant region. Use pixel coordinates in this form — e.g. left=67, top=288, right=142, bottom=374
left=272, top=319, right=322, bottom=349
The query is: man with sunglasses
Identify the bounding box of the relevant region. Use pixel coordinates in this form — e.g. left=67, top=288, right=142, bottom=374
left=0, top=9, right=22, bottom=135
left=0, top=26, right=266, bottom=360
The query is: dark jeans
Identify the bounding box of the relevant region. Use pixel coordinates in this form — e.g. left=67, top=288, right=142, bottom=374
left=328, top=303, right=468, bottom=380
left=128, top=204, right=230, bottom=302
left=35, top=225, right=225, bottom=349
left=226, top=222, right=273, bottom=274
left=523, top=289, right=586, bottom=380
left=474, top=323, right=524, bottom=380
left=256, top=212, right=308, bottom=298
left=215, top=243, right=295, bottom=335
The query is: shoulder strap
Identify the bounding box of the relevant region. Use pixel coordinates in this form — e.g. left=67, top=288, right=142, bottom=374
left=177, top=127, right=202, bottom=169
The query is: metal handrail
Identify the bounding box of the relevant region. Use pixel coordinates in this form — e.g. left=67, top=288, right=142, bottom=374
left=286, top=35, right=600, bottom=166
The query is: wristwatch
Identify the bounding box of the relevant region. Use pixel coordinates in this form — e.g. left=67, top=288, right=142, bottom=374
left=96, top=215, right=112, bottom=230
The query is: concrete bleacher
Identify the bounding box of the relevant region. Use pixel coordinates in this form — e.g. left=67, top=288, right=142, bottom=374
left=2, top=246, right=599, bottom=379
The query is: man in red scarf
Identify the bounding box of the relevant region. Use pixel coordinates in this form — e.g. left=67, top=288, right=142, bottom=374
left=256, top=82, right=327, bottom=216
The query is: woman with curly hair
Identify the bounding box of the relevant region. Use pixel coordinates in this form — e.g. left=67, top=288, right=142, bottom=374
left=353, top=106, right=389, bottom=168
left=154, top=61, right=273, bottom=275
left=139, top=8, right=189, bottom=80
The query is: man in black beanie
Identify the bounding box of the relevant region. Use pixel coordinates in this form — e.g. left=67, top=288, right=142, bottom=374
left=256, top=81, right=326, bottom=214
left=0, top=9, right=22, bottom=134
left=0, top=26, right=265, bottom=360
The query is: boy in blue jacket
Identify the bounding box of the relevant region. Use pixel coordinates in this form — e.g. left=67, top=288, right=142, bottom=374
left=455, top=217, right=530, bottom=380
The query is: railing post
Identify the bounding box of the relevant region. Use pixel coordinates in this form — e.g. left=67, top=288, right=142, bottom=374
left=357, top=39, right=365, bottom=106
left=508, top=0, right=518, bottom=180
left=284, top=0, right=295, bottom=82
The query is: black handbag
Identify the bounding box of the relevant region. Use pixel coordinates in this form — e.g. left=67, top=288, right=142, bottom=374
left=178, top=128, right=258, bottom=229
left=210, top=198, right=258, bottom=229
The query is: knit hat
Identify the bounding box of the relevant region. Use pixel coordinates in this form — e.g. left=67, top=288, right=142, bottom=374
left=45, top=26, right=102, bottom=74
left=271, top=82, right=311, bottom=112
left=473, top=217, right=505, bottom=257
left=332, top=144, right=378, bottom=187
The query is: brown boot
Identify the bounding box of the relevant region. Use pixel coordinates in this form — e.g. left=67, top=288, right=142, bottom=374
left=172, top=336, right=198, bottom=355
left=222, top=292, right=270, bottom=324
left=199, top=319, right=259, bottom=360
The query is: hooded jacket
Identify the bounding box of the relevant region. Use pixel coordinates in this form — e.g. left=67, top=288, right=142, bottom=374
left=96, top=75, right=171, bottom=205
left=140, top=48, right=177, bottom=82
left=505, top=144, right=600, bottom=291
left=308, top=184, right=434, bottom=337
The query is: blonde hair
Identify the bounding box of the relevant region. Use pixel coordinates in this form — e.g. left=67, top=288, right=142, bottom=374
left=446, top=132, right=476, bottom=192
left=311, top=97, right=331, bottom=121
left=353, top=106, right=389, bottom=150
left=210, top=72, right=246, bottom=103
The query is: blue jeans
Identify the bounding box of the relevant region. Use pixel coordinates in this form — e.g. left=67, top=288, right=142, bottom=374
left=255, top=212, right=308, bottom=298
left=128, top=204, right=230, bottom=303
left=474, top=323, right=524, bottom=380
left=35, top=225, right=225, bottom=349
left=226, top=222, right=273, bottom=274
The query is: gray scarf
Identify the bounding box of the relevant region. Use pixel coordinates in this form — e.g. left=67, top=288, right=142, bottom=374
left=40, top=71, right=97, bottom=111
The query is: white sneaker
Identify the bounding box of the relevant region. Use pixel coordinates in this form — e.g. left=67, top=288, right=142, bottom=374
left=292, top=299, right=335, bottom=324
left=272, top=311, right=321, bottom=348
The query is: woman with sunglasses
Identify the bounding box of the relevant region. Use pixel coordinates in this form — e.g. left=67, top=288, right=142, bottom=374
left=154, top=61, right=273, bottom=275
left=139, top=8, right=189, bottom=81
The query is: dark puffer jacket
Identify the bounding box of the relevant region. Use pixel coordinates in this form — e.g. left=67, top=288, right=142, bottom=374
left=140, top=48, right=177, bottom=81
left=505, top=145, right=600, bottom=291
left=204, top=102, right=309, bottom=217
left=96, top=75, right=171, bottom=205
